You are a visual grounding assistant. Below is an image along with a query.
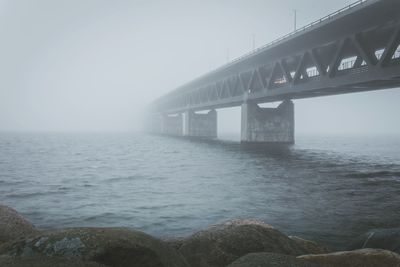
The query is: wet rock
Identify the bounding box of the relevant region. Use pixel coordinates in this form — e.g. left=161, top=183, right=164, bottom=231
left=349, top=228, right=400, bottom=253
left=289, top=236, right=331, bottom=254
left=0, top=255, right=106, bottom=267
left=0, top=228, right=189, bottom=267
left=297, top=248, right=400, bottom=267
left=163, top=237, right=184, bottom=250
left=0, top=204, right=39, bottom=245
left=178, top=219, right=308, bottom=267
left=226, top=252, right=322, bottom=267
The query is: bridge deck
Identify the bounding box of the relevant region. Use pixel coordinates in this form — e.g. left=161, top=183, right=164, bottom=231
left=153, top=0, right=400, bottom=114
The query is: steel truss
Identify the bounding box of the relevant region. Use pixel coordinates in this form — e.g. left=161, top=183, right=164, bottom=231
left=154, top=2, right=400, bottom=114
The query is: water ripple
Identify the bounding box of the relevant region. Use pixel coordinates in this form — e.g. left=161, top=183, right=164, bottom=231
left=0, top=132, right=399, bottom=250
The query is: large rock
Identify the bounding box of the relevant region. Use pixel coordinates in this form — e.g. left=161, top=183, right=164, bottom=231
left=0, top=228, right=189, bottom=267
left=349, top=228, right=400, bottom=253
left=178, top=219, right=308, bottom=267
left=289, top=236, right=331, bottom=254
left=0, top=255, right=106, bottom=267
left=163, top=237, right=184, bottom=250
left=226, top=252, right=322, bottom=267
left=297, top=248, right=400, bottom=267
left=0, top=204, right=39, bottom=245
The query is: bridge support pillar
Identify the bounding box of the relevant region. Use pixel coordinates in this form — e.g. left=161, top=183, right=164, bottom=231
left=147, top=113, right=163, bottom=134
left=241, top=100, right=294, bottom=144
left=161, top=114, right=183, bottom=136
left=184, top=110, right=217, bottom=139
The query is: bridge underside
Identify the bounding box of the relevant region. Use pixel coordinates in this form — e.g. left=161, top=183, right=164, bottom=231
left=148, top=0, right=400, bottom=144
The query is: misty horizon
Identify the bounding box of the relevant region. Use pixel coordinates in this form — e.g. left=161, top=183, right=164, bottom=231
left=0, top=0, right=399, bottom=134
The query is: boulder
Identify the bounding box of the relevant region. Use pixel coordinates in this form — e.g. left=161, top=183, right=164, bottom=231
left=0, top=227, right=189, bottom=267
left=0, top=204, right=39, bottom=245
left=297, top=248, right=400, bottom=267
left=163, top=237, right=184, bottom=250
left=178, top=219, right=308, bottom=267
left=289, top=236, right=331, bottom=254
left=226, top=252, right=322, bottom=267
left=349, top=228, right=400, bottom=253
left=0, top=255, right=106, bottom=267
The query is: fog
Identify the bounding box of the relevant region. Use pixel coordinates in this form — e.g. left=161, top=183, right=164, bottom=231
left=0, top=0, right=399, bottom=134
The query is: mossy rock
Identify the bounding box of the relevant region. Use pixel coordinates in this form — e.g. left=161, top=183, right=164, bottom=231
left=298, top=248, right=400, bottom=267
left=178, top=219, right=308, bottom=267
left=349, top=228, right=400, bottom=253
left=0, top=204, right=40, bottom=245
left=226, top=252, right=322, bottom=267
left=0, top=255, right=106, bottom=267
left=289, top=236, right=331, bottom=254
left=0, top=227, right=189, bottom=267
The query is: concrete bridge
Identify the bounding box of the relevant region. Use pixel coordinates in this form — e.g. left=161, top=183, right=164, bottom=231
left=148, top=0, right=400, bottom=144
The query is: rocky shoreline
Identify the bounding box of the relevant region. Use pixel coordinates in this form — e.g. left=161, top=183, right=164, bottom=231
left=1, top=204, right=400, bottom=267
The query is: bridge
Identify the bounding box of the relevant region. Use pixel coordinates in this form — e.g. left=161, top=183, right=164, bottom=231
left=147, top=0, right=400, bottom=144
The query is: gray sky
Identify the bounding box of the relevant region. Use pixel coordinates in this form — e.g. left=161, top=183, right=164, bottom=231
left=0, top=0, right=399, bottom=134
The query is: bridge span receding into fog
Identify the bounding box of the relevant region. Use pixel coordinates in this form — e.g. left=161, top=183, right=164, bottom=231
left=147, top=0, right=400, bottom=144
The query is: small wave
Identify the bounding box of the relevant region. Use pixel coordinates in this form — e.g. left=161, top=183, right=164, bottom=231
left=6, top=190, right=62, bottom=199
left=58, top=186, right=70, bottom=191
left=75, top=203, right=96, bottom=209
left=137, top=203, right=186, bottom=210
left=104, top=175, right=143, bottom=183
left=159, top=215, right=194, bottom=220
left=82, top=212, right=135, bottom=223
left=345, top=171, right=400, bottom=179
left=105, top=177, right=132, bottom=183
left=0, top=180, right=25, bottom=186
left=6, top=192, right=48, bottom=199
left=83, top=212, right=116, bottom=222
left=23, top=210, right=43, bottom=217
left=164, top=150, right=179, bottom=154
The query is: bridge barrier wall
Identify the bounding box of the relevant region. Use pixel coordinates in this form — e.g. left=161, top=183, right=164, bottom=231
left=184, top=110, right=217, bottom=139
left=241, top=100, right=294, bottom=144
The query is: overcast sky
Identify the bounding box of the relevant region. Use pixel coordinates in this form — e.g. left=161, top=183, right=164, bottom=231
left=0, top=0, right=399, bottom=134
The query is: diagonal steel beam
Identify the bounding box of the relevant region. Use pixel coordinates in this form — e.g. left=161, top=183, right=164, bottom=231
left=293, top=52, right=307, bottom=83
left=328, top=38, right=347, bottom=78
left=239, top=73, right=249, bottom=93
left=352, top=34, right=378, bottom=67
left=280, top=59, right=293, bottom=83
left=267, top=62, right=280, bottom=89
left=257, top=66, right=269, bottom=88
left=310, top=49, right=327, bottom=76
left=379, top=27, right=400, bottom=67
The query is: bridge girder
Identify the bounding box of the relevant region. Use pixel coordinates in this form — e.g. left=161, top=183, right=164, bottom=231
left=153, top=0, right=400, bottom=114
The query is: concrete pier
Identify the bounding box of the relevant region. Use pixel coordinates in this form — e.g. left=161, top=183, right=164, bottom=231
left=161, top=114, right=183, bottom=136
left=184, top=110, right=217, bottom=139
left=241, top=100, right=294, bottom=144
left=147, top=113, right=163, bottom=134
